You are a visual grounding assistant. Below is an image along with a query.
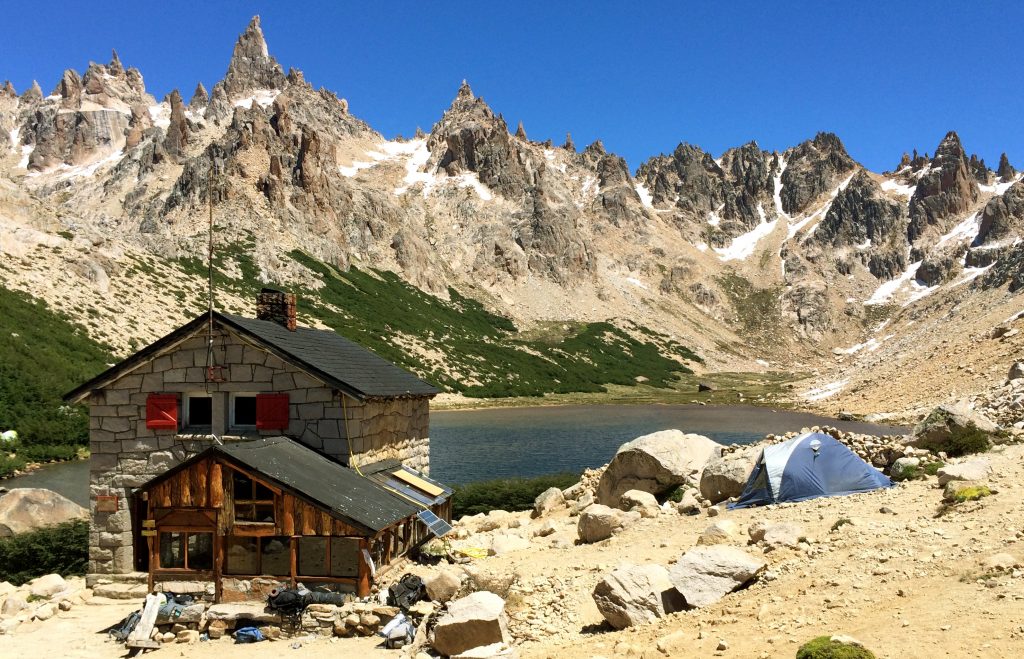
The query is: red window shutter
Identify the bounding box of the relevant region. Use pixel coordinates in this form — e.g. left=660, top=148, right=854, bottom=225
left=146, top=394, right=178, bottom=430
left=256, top=394, right=289, bottom=430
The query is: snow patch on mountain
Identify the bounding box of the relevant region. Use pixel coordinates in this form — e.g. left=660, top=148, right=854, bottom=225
left=635, top=182, right=653, bottom=208
left=232, top=89, right=280, bottom=109
left=714, top=205, right=777, bottom=261
left=880, top=179, right=915, bottom=197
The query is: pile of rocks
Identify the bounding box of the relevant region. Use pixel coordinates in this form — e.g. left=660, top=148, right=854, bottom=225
left=973, top=362, right=1024, bottom=430
left=0, top=574, right=91, bottom=635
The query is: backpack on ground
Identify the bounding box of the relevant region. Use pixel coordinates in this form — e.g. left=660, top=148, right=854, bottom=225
left=234, top=626, right=265, bottom=643
left=266, top=588, right=304, bottom=614
left=387, top=573, right=425, bottom=611
left=108, top=609, right=142, bottom=642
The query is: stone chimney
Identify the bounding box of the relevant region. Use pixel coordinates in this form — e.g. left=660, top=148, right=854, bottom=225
left=256, top=288, right=296, bottom=331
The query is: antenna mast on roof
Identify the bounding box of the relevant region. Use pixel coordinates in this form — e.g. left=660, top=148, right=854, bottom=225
left=205, top=160, right=225, bottom=385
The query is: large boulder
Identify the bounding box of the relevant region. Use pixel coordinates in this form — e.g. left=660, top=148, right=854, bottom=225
left=592, top=564, right=686, bottom=629
left=577, top=504, right=625, bottom=543
left=668, top=546, right=766, bottom=608
left=432, top=591, right=509, bottom=657
left=908, top=404, right=998, bottom=452
left=937, top=459, right=992, bottom=486
left=0, top=489, right=87, bottom=536
left=29, top=574, right=67, bottom=599
left=596, top=430, right=723, bottom=506
left=699, top=447, right=760, bottom=504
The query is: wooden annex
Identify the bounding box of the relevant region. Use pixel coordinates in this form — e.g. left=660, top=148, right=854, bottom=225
left=137, top=436, right=451, bottom=600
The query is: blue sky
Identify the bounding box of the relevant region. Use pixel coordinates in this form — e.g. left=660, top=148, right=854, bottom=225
left=2, top=1, right=1021, bottom=172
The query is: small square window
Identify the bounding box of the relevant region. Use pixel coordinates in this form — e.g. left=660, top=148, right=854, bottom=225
left=186, top=395, right=212, bottom=427
left=232, top=395, right=257, bottom=427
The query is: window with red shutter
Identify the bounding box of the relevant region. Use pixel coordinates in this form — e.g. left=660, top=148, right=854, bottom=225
left=146, top=394, right=179, bottom=430
left=255, top=394, right=289, bottom=430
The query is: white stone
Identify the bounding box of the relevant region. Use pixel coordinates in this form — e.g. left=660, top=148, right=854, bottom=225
left=591, top=564, right=685, bottom=629
left=432, top=591, right=509, bottom=657
left=668, top=546, right=766, bottom=608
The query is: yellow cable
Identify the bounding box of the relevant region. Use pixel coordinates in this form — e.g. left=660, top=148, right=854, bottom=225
left=341, top=393, right=364, bottom=477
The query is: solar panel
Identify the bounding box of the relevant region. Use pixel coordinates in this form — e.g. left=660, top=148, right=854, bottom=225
left=416, top=510, right=453, bottom=538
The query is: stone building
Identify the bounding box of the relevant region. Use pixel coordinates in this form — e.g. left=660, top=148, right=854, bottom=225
left=64, top=290, right=445, bottom=595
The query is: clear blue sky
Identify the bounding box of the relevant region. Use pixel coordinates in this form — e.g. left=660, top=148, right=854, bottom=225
left=2, top=1, right=1021, bottom=173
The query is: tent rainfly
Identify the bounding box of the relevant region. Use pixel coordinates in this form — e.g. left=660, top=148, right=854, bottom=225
left=729, top=432, right=893, bottom=509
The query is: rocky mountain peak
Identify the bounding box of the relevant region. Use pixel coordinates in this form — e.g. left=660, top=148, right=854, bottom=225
left=908, top=131, right=980, bottom=241
left=108, top=49, right=124, bottom=76
left=55, top=69, right=83, bottom=104
left=162, top=89, right=190, bottom=160
left=21, top=80, right=42, bottom=102
left=457, top=79, right=473, bottom=100
left=205, top=15, right=287, bottom=119
left=515, top=120, right=527, bottom=140
left=933, top=131, right=966, bottom=164
left=584, top=140, right=606, bottom=157
left=781, top=132, right=857, bottom=215
left=1, top=80, right=15, bottom=97
left=998, top=153, right=1016, bottom=181
left=190, top=82, right=209, bottom=108
left=563, top=132, right=575, bottom=152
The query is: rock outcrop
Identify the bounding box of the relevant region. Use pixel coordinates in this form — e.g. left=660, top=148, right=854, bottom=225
left=780, top=132, right=857, bottom=215
left=976, top=180, right=1024, bottom=245
left=808, top=170, right=908, bottom=279
left=699, top=446, right=759, bottom=504
left=997, top=153, right=1016, bottom=181
left=907, top=132, right=980, bottom=241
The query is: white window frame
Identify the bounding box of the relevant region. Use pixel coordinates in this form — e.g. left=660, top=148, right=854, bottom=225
left=183, top=393, right=213, bottom=429
left=230, top=392, right=259, bottom=430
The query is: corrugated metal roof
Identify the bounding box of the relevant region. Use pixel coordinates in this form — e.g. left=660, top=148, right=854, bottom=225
left=220, top=313, right=439, bottom=399
left=217, top=436, right=422, bottom=533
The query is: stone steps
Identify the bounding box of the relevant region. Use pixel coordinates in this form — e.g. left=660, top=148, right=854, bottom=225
left=91, top=581, right=149, bottom=600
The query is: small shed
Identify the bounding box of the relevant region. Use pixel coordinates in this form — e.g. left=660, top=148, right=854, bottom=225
left=137, top=436, right=451, bottom=600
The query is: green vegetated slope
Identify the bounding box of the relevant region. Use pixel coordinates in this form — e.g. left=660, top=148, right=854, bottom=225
left=286, top=251, right=702, bottom=397
left=0, top=285, right=113, bottom=474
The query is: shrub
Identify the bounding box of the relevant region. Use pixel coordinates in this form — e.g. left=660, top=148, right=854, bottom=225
left=796, top=636, right=876, bottom=659
left=890, top=460, right=945, bottom=482
left=452, top=473, right=579, bottom=519
left=942, top=423, right=991, bottom=457
left=0, top=520, right=89, bottom=585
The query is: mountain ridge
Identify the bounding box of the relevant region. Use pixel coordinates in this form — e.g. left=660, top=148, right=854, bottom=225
left=2, top=16, right=1022, bottom=421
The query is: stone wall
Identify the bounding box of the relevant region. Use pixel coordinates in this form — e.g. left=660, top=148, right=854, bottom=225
left=86, top=322, right=432, bottom=581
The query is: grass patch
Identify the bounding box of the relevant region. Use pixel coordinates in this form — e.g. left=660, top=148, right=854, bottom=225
left=452, top=473, right=579, bottom=518
left=0, top=286, right=113, bottom=477
left=286, top=252, right=701, bottom=398
left=830, top=518, right=853, bottom=532
left=796, top=636, right=876, bottom=659
left=715, top=272, right=783, bottom=349
left=890, top=460, right=945, bottom=482
left=0, top=520, right=88, bottom=585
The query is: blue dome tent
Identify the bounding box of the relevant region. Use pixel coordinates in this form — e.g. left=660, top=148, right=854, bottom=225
left=730, top=432, right=893, bottom=509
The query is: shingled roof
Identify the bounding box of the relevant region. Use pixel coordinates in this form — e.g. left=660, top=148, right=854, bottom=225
left=142, top=436, right=425, bottom=533
left=64, top=311, right=439, bottom=403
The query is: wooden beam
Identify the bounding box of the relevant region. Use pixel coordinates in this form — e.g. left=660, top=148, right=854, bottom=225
left=282, top=494, right=295, bottom=536
left=213, top=514, right=223, bottom=603
left=357, top=539, right=370, bottom=597
left=289, top=536, right=298, bottom=589
left=209, top=462, right=223, bottom=508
